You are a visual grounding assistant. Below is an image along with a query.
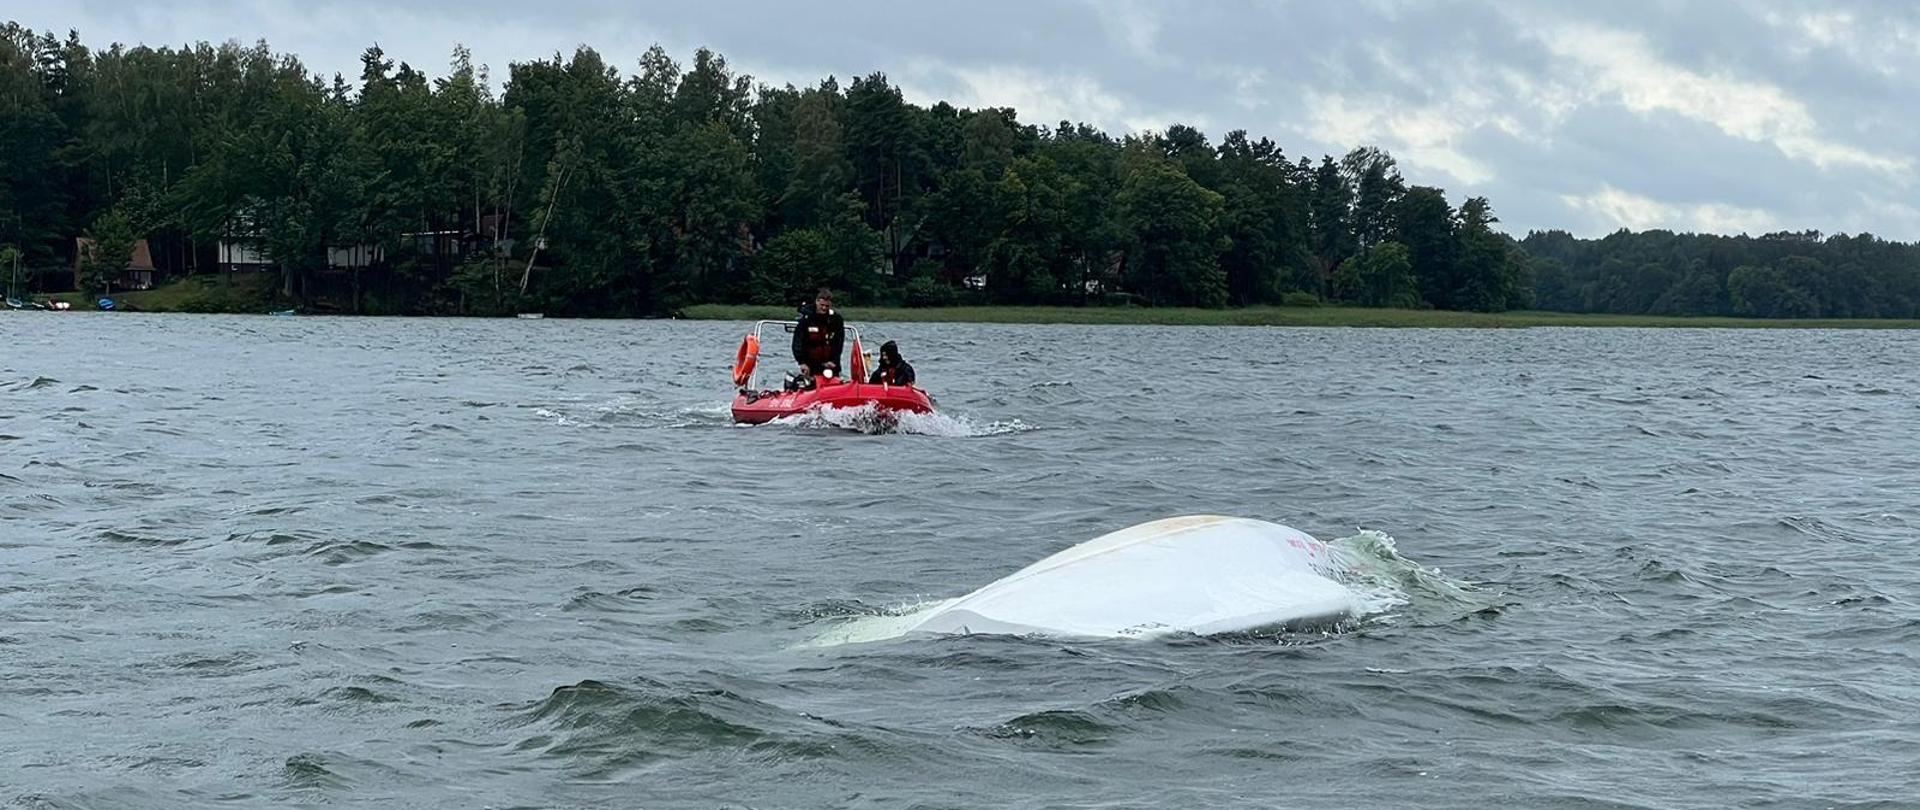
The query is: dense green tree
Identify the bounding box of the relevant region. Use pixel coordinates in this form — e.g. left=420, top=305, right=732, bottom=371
left=1728, top=264, right=1816, bottom=318
left=820, top=192, right=886, bottom=303
left=1, top=25, right=76, bottom=265
left=1343, top=146, right=1403, bottom=251
left=1213, top=130, right=1305, bottom=305
left=1517, top=229, right=1920, bottom=319
left=1647, top=265, right=1724, bottom=316
left=843, top=73, right=920, bottom=272
left=983, top=160, right=1066, bottom=304
left=80, top=206, right=134, bottom=294
left=1333, top=241, right=1419, bottom=308
left=1307, top=156, right=1354, bottom=293
left=1393, top=186, right=1456, bottom=307
left=781, top=80, right=852, bottom=229
left=21, top=26, right=1920, bottom=319
left=1117, top=156, right=1227, bottom=307
left=1452, top=197, right=1523, bottom=312
left=750, top=227, right=833, bottom=305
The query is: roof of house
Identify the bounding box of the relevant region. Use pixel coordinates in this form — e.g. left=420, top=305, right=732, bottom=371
left=72, top=237, right=156, bottom=272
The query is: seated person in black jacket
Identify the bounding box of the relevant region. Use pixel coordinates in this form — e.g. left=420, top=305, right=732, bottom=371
left=867, top=340, right=916, bottom=386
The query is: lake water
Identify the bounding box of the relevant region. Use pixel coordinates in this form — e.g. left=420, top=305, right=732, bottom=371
left=4, top=313, right=1918, bottom=808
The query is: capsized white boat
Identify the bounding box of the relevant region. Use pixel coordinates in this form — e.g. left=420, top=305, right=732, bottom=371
left=889, top=515, right=1362, bottom=640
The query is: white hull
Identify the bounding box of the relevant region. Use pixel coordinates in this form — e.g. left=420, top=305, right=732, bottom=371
left=893, top=516, right=1360, bottom=640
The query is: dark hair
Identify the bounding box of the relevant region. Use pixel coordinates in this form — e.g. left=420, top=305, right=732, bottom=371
left=815, top=287, right=833, bottom=300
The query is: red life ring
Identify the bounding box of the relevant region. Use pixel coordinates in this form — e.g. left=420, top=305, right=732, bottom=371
left=732, top=333, right=759, bottom=387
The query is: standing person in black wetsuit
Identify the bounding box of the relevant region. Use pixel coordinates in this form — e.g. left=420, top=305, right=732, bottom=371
left=867, top=340, right=916, bottom=386
left=788, top=288, right=844, bottom=389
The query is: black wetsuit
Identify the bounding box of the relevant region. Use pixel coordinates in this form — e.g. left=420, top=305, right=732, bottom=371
left=791, top=302, right=844, bottom=376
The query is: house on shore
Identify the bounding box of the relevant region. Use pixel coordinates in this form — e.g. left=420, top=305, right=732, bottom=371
left=217, top=240, right=274, bottom=273
left=326, top=244, right=382, bottom=270
left=214, top=241, right=384, bottom=273
left=72, top=238, right=157, bottom=291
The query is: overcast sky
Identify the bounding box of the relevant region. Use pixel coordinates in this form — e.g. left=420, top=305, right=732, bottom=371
left=20, top=0, right=1920, bottom=239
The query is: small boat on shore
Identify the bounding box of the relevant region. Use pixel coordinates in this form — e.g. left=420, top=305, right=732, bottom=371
left=727, top=320, right=935, bottom=424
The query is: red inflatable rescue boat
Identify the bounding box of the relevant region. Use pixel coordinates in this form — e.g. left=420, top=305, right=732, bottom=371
left=727, top=320, right=935, bottom=424
left=731, top=379, right=936, bottom=425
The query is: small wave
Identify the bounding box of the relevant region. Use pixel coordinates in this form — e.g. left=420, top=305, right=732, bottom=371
left=562, top=587, right=659, bottom=613
left=97, top=529, right=189, bottom=548
left=765, top=403, right=1036, bottom=437
left=302, top=539, right=393, bottom=565
left=533, top=407, right=578, bottom=426
left=1322, top=530, right=1488, bottom=621
left=795, top=599, right=951, bottom=648
left=982, top=709, right=1115, bottom=747
left=649, top=402, right=737, bottom=429
left=549, top=398, right=740, bottom=429
left=678, top=402, right=734, bottom=420
left=322, top=685, right=401, bottom=705
left=516, top=679, right=764, bottom=746
left=784, top=598, right=908, bottom=624
left=1778, top=515, right=1855, bottom=543
left=508, top=677, right=872, bottom=773
left=283, top=753, right=345, bottom=790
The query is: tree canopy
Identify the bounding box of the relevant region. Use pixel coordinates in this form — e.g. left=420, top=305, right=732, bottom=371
left=5, top=25, right=1911, bottom=318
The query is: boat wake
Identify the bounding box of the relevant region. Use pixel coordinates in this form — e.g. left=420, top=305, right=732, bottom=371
left=763, top=403, right=1036, bottom=437
left=529, top=398, right=1026, bottom=435
left=530, top=400, right=738, bottom=430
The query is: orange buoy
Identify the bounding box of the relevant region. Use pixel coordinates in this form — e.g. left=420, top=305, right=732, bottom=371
left=732, top=332, right=760, bottom=387
left=848, top=337, right=867, bottom=383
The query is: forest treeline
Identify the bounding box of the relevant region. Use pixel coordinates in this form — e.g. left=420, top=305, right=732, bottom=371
left=3, top=23, right=1916, bottom=317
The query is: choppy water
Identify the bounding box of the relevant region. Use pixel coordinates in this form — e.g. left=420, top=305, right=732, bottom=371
left=4, top=313, right=1919, bottom=809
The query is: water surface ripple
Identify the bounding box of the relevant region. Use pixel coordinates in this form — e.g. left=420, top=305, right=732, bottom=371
left=3, top=314, right=1918, bottom=808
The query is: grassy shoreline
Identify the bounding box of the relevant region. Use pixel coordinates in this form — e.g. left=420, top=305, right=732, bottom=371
left=683, top=303, right=1920, bottom=329
left=40, top=273, right=281, bottom=313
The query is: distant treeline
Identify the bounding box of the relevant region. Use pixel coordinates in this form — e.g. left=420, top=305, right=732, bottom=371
left=2, top=23, right=1915, bottom=318
left=1524, top=229, right=1920, bottom=319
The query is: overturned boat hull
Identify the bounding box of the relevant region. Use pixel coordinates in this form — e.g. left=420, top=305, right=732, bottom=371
left=893, top=516, right=1360, bottom=640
